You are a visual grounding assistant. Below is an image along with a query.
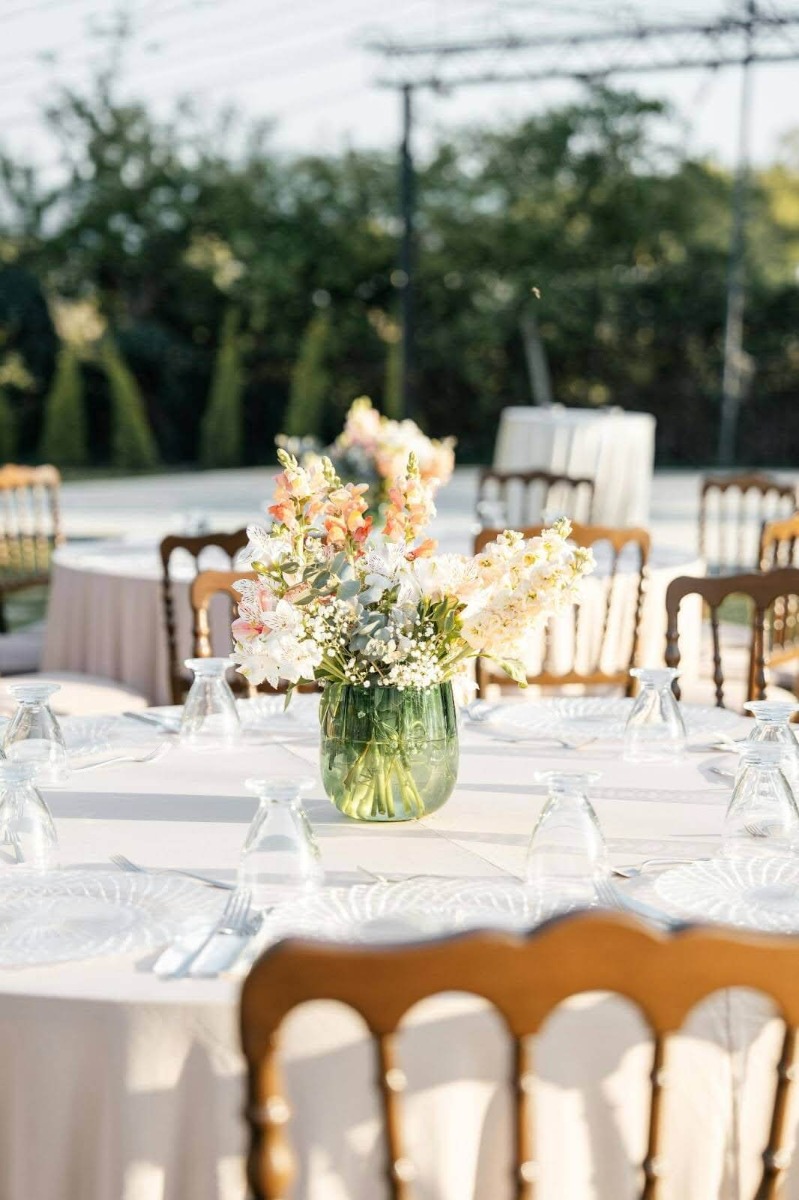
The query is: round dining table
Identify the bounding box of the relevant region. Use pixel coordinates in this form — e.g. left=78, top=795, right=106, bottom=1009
left=41, top=538, right=704, bottom=706
left=0, top=700, right=795, bottom=1200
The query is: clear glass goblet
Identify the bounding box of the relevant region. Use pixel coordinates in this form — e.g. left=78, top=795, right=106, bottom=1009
left=744, top=700, right=799, bottom=798
left=623, top=668, right=686, bottom=762
left=525, top=771, right=608, bottom=908
left=3, top=682, right=68, bottom=785
left=180, top=658, right=240, bottom=748
left=0, top=761, right=58, bottom=869
left=239, top=777, right=323, bottom=909
left=722, top=742, right=799, bottom=858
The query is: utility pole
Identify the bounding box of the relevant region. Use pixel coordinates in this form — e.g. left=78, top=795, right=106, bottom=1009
left=398, top=83, right=415, bottom=421
left=718, top=0, right=756, bottom=465
left=370, top=4, right=799, bottom=454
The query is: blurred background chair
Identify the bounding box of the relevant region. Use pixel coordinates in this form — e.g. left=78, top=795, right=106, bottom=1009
left=759, top=511, right=799, bottom=570
left=0, top=464, right=63, bottom=675
left=475, top=467, right=595, bottom=529
left=699, top=472, right=797, bottom=574
left=474, top=522, right=650, bottom=696
left=665, top=567, right=799, bottom=709
left=241, top=912, right=799, bottom=1200
left=190, top=567, right=259, bottom=697
left=160, top=528, right=248, bottom=703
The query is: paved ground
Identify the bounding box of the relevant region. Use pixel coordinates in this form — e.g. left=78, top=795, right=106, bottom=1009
left=57, top=465, right=799, bottom=553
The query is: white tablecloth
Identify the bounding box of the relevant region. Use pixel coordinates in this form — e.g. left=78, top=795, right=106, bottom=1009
left=41, top=539, right=701, bottom=706
left=493, top=407, right=656, bottom=527
left=1, top=707, right=797, bottom=1200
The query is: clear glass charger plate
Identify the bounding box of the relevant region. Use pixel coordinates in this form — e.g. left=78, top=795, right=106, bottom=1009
left=147, top=693, right=320, bottom=739
left=482, top=697, right=747, bottom=742
left=259, top=877, right=592, bottom=947
left=0, top=869, right=222, bottom=967
left=647, top=857, right=799, bottom=933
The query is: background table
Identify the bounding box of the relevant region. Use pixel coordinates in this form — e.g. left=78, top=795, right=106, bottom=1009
left=41, top=539, right=701, bottom=706
left=493, top=407, right=656, bottom=527
left=0, top=707, right=795, bottom=1200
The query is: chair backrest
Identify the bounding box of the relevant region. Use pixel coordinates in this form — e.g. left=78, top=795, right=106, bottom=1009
left=759, top=511, right=799, bottom=570
left=160, top=529, right=249, bottom=703
left=241, top=911, right=799, bottom=1200
left=699, top=472, right=797, bottom=573
left=189, top=567, right=258, bottom=697
left=476, top=468, right=595, bottom=528
left=665, top=566, right=799, bottom=707
left=474, top=522, right=651, bottom=696
left=0, top=463, right=62, bottom=585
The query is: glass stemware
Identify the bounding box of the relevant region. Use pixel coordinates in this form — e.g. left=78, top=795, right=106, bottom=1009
left=239, top=777, right=323, bottom=908
left=0, top=762, right=58, bottom=869
left=744, top=701, right=799, bottom=798
left=180, top=658, right=240, bottom=748
left=624, top=667, right=686, bottom=762
left=722, top=742, right=799, bottom=859
left=525, top=771, right=609, bottom=907
left=3, top=683, right=68, bottom=785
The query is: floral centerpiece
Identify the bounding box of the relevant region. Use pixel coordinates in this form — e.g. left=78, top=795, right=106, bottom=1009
left=276, top=395, right=455, bottom=515
left=233, top=449, right=594, bottom=822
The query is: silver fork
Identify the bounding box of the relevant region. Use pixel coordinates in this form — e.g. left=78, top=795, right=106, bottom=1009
left=167, top=887, right=252, bottom=980
left=110, top=853, right=234, bottom=890
left=72, top=743, right=170, bottom=771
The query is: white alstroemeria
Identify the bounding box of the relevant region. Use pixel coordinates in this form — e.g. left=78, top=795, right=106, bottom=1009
left=237, top=524, right=293, bottom=569
left=413, top=553, right=478, bottom=602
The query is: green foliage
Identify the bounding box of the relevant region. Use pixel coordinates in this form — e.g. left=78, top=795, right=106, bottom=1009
left=101, top=338, right=159, bottom=471
left=39, top=344, right=88, bottom=466
left=283, top=311, right=331, bottom=438
left=199, top=307, right=244, bottom=468
left=0, top=387, right=15, bottom=462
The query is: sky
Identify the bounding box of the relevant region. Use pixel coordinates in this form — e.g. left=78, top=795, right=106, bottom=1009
left=2, top=0, right=799, bottom=179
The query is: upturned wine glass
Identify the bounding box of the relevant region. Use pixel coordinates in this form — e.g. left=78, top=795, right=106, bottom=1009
left=624, top=668, right=686, bottom=762
left=0, top=761, right=58, bottom=869
left=3, top=682, right=68, bottom=786
left=180, top=658, right=240, bottom=748
left=525, top=771, right=608, bottom=908
left=239, top=777, right=322, bottom=909
left=743, top=700, right=799, bottom=798
left=722, top=742, right=799, bottom=858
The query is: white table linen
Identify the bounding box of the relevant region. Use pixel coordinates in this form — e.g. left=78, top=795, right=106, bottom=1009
left=0, top=709, right=796, bottom=1200
left=41, top=539, right=701, bottom=706
left=493, top=407, right=656, bottom=527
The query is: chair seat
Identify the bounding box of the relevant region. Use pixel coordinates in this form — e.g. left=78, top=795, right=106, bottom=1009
left=0, top=620, right=45, bottom=675
left=0, top=672, right=148, bottom=717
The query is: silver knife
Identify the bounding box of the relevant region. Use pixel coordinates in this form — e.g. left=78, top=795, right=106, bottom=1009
left=188, top=913, right=264, bottom=978
left=123, top=710, right=180, bottom=733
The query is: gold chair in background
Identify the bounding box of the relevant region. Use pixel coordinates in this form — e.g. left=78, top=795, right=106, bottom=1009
left=0, top=463, right=63, bottom=634
left=475, top=467, right=595, bottom=529
left=474, top=522, right=650, bottom=696
left=759, top=510, right=799, bottom=570
left=241, top=911, right=799, bottom=1200
left=665, top=566, right=799, bottom=708
left=699, top=472, right=797, bottom=573
left=160, top=528, right=249, bottom=703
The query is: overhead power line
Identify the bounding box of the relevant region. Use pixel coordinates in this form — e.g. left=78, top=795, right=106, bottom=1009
left=369, top=1, right=799, bottom=460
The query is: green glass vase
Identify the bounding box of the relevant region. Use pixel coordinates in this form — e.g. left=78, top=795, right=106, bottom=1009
left=319, top=682, right=459, bottom=822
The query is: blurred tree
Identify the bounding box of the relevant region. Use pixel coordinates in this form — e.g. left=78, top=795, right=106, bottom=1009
left=0, top=389, right=14, bottom=462
left=282, top=310, right=331, bottom=438
left=199, top=306, right=244, bottom=467
left=101, top=338, right=159, bottom=470
left=39, top=344, right=88, bottom=466
left=383, top=333, right=402, bottom=420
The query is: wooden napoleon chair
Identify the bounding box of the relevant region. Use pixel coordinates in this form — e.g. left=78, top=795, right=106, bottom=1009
left=190, top=567, right=259, bottom=697
left=241, top=910, right=799, bottom=1200
left=665, top=566, right=799, bottom=708
left=699, top=472, right=797, bottom=574
left=759, top=511, right=799, bottom=571
left=160, top=528, right=249, bottom=703
left=476, top=468, right=595, bottom=529
left=474, top=522, right=651, bottom=697
left=0, top=463, right=63, bottom=632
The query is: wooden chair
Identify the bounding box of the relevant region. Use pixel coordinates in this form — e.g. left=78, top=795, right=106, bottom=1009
left=0, top=463, right=63, bottom=632
left=474, top=523, right=650, bottom=696
left=241, top=910, right=799, bottom=1200
left=665, top=566, right=799, bottom=707
left=190, top=567, right=259, bottom=697
left=160, top=528, right=248, bottom=703
left=699, top=472, right=797, bottom=574
left=759, top=511, right=799, bottom=570
left=476, top=468, right=595, bottom=529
